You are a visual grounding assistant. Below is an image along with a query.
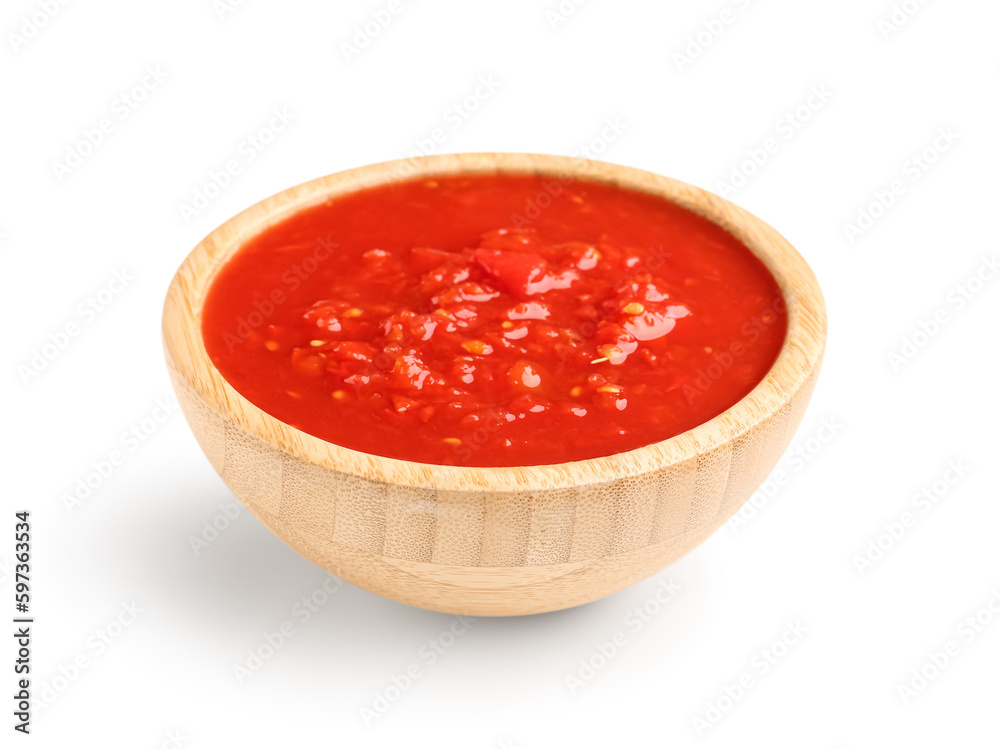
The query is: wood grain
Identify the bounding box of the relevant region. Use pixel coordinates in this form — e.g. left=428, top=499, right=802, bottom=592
left=162, top=153, right=827, bottom=616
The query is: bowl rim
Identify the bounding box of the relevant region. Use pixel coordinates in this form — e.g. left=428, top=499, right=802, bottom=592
left=162, top=152, right=827, bottom=493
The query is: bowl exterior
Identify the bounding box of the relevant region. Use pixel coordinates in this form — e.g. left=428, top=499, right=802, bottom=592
left=165, top=361, right=818, bottom=616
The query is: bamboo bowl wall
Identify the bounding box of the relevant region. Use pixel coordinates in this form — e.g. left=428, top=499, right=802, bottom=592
left=162, top=153, right=827, bottom=616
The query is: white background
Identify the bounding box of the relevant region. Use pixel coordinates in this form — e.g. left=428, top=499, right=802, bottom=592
left=3, top=0, right=999, bottom=746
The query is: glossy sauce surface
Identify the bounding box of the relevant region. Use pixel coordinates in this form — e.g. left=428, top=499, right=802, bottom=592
left=202, top=175, right=786, bottom=466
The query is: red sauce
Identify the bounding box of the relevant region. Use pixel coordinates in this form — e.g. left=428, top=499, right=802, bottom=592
left=201, top=174, right=786, bottom=467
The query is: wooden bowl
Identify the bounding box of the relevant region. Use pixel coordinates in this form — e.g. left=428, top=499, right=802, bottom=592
left=162, top=153, right=826, bottom=616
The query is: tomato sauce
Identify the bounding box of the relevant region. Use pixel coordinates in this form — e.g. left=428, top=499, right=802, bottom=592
left=201, top=174, right=786, bottom=466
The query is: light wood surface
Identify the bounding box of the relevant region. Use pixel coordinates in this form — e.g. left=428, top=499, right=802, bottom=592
left=162, top=153, right=827, bottom=616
